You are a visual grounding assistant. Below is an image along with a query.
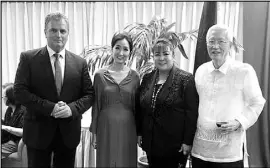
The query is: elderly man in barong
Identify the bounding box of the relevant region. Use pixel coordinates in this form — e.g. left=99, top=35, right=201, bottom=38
left=191, top=24, right=266, bottom=168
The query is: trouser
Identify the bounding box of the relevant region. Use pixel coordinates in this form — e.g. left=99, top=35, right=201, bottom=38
left=147, top=151, right=188, bottom=168
left=191, top=156, right=244, bottom=168
left=27, top=127, right=76, bottom=168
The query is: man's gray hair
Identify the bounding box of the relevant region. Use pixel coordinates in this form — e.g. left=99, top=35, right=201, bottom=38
left=206, top=24, right=233, bottom=42
left=44, top=11, right=69, bottom=31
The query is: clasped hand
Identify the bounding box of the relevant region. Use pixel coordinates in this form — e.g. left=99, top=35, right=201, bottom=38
left=51, top=101, right=72, bottom=118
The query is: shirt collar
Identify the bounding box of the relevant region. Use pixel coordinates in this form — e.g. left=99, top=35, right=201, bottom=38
left=47, top=45, right=65, bottom=59
left=208, top=57, right=231, bottom=74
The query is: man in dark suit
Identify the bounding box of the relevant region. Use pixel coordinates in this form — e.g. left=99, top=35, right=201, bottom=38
left=14, top=12, right=94, bottom=168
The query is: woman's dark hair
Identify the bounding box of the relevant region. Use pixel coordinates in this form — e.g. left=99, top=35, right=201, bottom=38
left=152, top=38, right=175, bottom=58
left=4, top=84, right=19, bottom=106
left=111, top=32, right=133, bottom=52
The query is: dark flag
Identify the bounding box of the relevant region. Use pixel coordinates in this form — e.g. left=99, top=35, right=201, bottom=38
left=193, top=2, right=217, bottom=74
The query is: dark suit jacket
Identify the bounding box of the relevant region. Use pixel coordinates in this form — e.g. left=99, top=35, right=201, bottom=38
left=14, top=46, right=94, bottom=149
left=138, top=65, right=199, bottom=156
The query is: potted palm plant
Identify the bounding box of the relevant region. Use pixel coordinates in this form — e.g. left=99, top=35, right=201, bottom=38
left=81, top=16, right=198, bottom=78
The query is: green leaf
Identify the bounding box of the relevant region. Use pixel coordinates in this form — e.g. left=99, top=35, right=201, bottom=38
left=160, top=22, right=176, bottom=35
left=233, top=37, right=244, bottom=53
left=178, top=44, right=188, bottom=59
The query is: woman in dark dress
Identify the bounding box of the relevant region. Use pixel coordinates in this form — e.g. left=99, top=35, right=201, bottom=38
left=2, top=83, right=25, bottom=158
left=137, top=38, right=199, bottom=168
left=90, top=32, right=140, bottom=167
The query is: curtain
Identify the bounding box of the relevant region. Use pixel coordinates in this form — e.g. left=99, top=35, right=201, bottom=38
left=260, top=4, right=270, bottom=166
left=243, top=2, right=270, bottom=167
left=2, top=2, right=244, bottom=84
left=217, top=2, right=243, bottom=61
left=75, top=127, right=96, bottom=168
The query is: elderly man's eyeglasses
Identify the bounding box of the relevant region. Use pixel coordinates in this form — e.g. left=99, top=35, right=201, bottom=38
left=207, top=40, right=229, bottom=47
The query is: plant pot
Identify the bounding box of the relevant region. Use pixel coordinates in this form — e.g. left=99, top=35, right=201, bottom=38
left=137, top=155, right=149, bottom=168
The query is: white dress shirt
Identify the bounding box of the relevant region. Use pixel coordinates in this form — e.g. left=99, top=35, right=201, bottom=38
left=191, top=57, right=266, bottom=162
left=47, top=45, right=65, bottom=81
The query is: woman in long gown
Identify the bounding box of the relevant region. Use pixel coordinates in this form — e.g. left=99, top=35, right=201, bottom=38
left=90, top=32, right=140, bottom=167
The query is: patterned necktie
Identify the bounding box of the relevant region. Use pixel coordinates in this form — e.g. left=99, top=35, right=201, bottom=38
left=53, top=53, right=62, bottom=96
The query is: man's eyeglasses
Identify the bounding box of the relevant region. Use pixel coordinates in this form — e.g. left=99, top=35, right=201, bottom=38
left=207, top=40, right=229, bottom=47
left=1, top=95, right=7, bottom=99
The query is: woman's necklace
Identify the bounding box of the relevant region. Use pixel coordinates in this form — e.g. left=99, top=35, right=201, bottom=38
left=151, top=83, right=164, bottom=112
left=150, top=71, right=170, bottom=112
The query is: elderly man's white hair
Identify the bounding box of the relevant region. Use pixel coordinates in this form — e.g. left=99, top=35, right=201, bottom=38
left=206, top=24, right=234, bottom=42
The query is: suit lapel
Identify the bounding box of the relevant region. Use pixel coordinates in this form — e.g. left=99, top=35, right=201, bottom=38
left=60, top=50, right=74, bottom=97
left=39, top=47, right=58, bottom=94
